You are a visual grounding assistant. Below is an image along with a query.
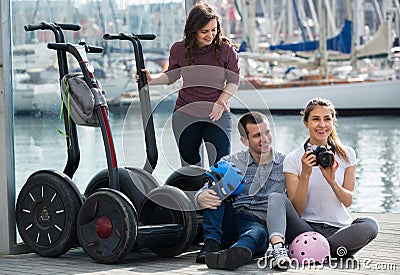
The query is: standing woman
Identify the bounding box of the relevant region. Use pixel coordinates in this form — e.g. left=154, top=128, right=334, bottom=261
left=271, top=97, right=379, bottom=259
left=140, top=3, right=240, bottom=166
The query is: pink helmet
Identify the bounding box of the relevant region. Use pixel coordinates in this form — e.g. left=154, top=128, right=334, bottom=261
left=289, top=231, right=330, bottom=264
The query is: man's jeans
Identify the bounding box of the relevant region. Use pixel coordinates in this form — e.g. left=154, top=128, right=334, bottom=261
left=202, top=202, right=269, bottom=256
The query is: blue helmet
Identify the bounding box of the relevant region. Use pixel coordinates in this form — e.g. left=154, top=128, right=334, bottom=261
left=206, top=160, right=245, bottom=199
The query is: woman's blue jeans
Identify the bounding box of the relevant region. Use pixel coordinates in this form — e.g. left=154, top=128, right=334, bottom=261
left=202, top=202, right=269, bottom=256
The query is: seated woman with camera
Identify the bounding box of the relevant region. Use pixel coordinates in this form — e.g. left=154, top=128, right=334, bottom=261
left=266, top=97, right=379, bottom=261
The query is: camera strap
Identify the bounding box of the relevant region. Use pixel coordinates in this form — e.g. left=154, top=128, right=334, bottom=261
left=303, top=137, right=335, bottom=152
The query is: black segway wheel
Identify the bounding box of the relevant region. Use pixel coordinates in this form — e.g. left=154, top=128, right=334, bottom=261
left=15, top=171, right=82, bottom=257
left=126, top=167, right=159, bottom=193
left=165, top=166, right=208, bottom=244
left=140, top=185, right=197, bottom=257
left=84, top=167, right=147, bottom=211
left=165, top=165, right=208, bottom=192
left=77, top=189, right=137, bottom=264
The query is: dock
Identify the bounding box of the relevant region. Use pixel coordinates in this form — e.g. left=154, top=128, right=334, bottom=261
left=0, top=213, right=398, bottom=274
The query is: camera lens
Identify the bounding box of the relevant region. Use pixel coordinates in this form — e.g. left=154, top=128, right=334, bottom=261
left=318, top=152, right=334, bottom=167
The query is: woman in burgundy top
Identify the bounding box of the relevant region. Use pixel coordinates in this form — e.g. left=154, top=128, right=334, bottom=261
left=141, top=3, right=240, bottom=166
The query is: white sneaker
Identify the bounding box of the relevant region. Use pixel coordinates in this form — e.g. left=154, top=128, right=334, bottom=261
left=271, top=243, right=291, bottom=270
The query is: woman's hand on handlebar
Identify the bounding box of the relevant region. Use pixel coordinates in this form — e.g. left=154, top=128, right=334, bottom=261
left=136, top=68, right=152, bottom=83
left=136, top=69, right=169, bottom=85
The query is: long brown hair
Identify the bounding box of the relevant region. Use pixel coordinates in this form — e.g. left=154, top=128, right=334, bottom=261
left=301, top=98, right=348, bottom=161
left=183, top=3, right=232, bottom=66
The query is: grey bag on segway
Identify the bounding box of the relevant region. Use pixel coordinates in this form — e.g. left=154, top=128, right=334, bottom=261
left=60, top=73, right=107, bottom=127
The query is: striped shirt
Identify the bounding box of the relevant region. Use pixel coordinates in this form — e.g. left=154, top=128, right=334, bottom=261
left=196, top=149, right=286, bottom=225
left=223, top=150, right=286, bottom=225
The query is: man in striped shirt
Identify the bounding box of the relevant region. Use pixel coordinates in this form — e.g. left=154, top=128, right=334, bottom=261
left=195, top=111, right=290, bottom=270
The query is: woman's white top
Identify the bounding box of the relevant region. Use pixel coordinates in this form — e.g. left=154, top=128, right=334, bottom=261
left=283, top=144, right=356, bottom=227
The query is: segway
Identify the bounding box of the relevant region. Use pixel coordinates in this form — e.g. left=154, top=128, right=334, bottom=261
left=16, top=23, right=197, bottom=264
left=16, top=22, right=135, bottom=260
left=15, top=22, right=84, bottom=257
left=100, top=32, right=209, bottom=244
left=45, top=35, right=197, bottom=263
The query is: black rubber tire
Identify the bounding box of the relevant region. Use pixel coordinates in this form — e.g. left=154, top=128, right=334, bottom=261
left=15, top=171, right=82, bottom=257
left=84, top=167, right=146, bottom=211
left=77, top=189, right=137, bottom=264
left=139, top=185, right=197, bottom=257
left=165, top=166, right=208, bottom=244
left=165, top=165, right=208, bottom=192
left=126, top=167, right=159, bottom=193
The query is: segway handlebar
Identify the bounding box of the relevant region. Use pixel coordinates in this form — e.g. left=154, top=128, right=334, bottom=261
left=24, top=22, right=80, bottom=32
left=87, top=46, right=104, bottom=53
left=103, top=33, right=156, bottom=41
left=103, top=32, right=158, bottom=173
left=25, top=22, right=82, bottom=179
left=47, top=43, right=69, bottom=51
left=47, top=43, right=103, bottom=54
left=57, top=23, right=81, bottom=31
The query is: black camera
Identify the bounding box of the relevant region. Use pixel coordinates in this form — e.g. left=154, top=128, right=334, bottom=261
left=304, top=139, right=335, bottom=168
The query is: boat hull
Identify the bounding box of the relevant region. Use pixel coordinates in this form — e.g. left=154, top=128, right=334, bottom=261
left=230, top=80, right=400, bottom=115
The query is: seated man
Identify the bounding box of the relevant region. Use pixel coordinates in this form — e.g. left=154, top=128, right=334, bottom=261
left=195, top=111, right=290, bottom=270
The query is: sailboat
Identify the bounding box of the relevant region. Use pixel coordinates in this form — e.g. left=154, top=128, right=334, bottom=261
left=229, top=0, right=400, bottom=115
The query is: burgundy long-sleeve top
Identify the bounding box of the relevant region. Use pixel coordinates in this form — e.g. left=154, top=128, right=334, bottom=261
left=165, top=40, right=240, bottom=117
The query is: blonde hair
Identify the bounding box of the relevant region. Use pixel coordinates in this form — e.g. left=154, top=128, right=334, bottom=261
left=301, top=98, right=348, bottom=161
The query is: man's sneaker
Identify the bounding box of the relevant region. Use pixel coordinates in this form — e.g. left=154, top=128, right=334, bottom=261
left=271, top=242, right=291, bottom=270
left=205, top=246, right=252, bottom=271
left=196, top=239, right=221, bottom=263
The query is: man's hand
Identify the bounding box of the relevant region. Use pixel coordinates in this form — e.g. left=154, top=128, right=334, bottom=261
left=197, top=189, right=222, bottom=209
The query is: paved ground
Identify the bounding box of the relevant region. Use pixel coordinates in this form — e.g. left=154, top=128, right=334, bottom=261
left=0, top=213, right=399, bottom=274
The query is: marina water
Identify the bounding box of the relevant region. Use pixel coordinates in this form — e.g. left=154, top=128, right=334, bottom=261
left=14, top=108, right=400, bottom=213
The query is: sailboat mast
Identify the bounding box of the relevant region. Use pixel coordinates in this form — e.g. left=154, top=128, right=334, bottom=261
left=108, top=0, right=119, bottom=32
left=350, top=0, right=358, bottom=71
left=317, top=0, right=328, bottom=78
left=248, top=0, right=256, bottom=52
left=28, top=0, right=40, bottom=43
left=185, top=0, right=197, bottom=15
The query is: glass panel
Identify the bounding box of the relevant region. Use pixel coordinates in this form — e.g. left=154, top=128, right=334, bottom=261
left=11, top=1, right=400, bottom=251
left=11, top=0, right=187, bottom=244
